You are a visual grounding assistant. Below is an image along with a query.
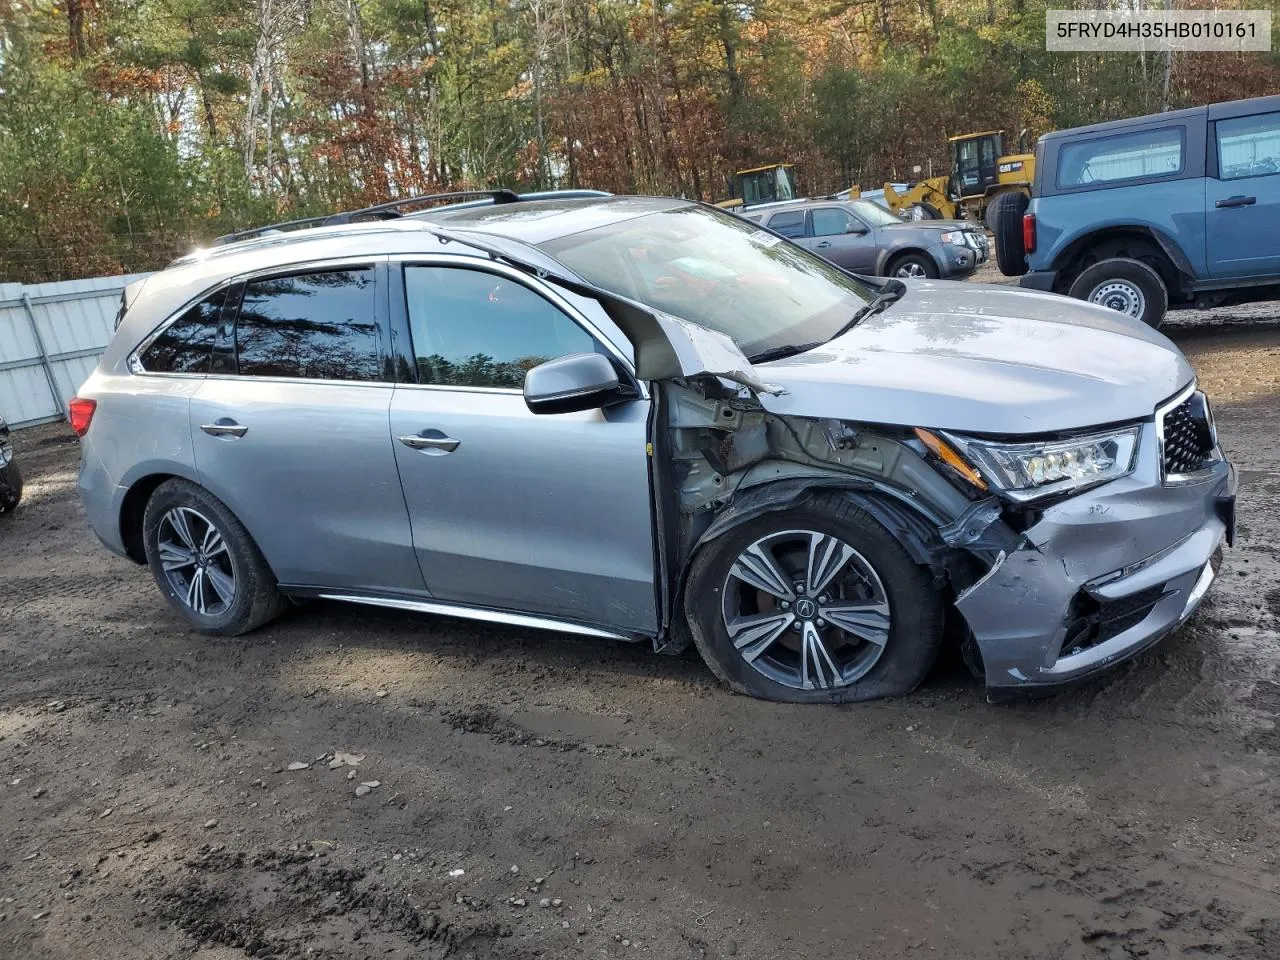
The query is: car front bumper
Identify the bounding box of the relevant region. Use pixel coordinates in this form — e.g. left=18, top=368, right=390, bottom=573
left=955, top=423, right=1235, bottom=693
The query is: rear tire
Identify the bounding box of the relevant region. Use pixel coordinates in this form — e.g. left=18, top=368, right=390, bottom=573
left=1067, top=257, right=1168, bottom=328
left=908, top=202, right=941, bottom=221
left=142, top=478, right=287, bottom=636
left=991, top=191, right=1029, bottom=277
left=682, top=493, right=944, bottom=704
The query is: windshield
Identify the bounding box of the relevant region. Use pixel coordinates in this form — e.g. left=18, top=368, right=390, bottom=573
left=847, top=199, right=903, bottom=227
left=540, top=204, right=875, bottom=359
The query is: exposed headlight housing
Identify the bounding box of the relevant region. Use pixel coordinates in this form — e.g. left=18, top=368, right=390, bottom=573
left=942, top=426, right=1141, bottom=502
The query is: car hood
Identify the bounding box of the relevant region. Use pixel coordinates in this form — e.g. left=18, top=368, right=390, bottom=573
left=880, top=220, right=971, bottom=234
left=753, top=280, right=1194, bottom=435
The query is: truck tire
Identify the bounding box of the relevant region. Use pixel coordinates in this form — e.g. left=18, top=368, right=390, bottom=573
left=1067, top=257, right=1169, bottom=328
left=908, top=202, right=941, bottom=221
left=991, top=191, right=1029, bottom=277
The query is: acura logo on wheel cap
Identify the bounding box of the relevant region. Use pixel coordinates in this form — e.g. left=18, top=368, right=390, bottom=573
left=794, top=598, right=817, bottom=620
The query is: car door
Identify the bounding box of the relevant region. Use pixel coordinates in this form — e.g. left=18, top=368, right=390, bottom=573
left=189, top=260, right=424, bottom=594
left=1207, top=109, right=1280, bottom=278
left=386, top=259, right=657, bottom=635
left=808, top=206, right=877, bottom=272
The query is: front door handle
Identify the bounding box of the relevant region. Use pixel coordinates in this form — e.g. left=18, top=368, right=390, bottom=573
left=399, top=433, right=460, bottom=453
left=201, top=420, right=248, bottom=438
left=1215, top=195, right=1256, bottom=208
left=815, top=240, right=832, bottom=248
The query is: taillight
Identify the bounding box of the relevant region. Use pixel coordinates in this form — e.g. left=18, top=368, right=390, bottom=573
left=68, top=397, right=96, bottom=437
left=1023, top=213, right=1037, bottom=254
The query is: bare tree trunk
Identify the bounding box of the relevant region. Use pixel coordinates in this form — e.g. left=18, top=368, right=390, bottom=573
left=343, top=0, right=370, bottom=91
left=67, top=0, right=86, bottom=59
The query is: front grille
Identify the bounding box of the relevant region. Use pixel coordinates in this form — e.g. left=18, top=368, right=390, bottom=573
left=1060, top=585, right=1167, bottom=659
left=1161, top=392, right=1217, bottom=477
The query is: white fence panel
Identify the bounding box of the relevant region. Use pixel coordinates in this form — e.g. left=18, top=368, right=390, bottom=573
left=0, top=272, right=151, bottom=428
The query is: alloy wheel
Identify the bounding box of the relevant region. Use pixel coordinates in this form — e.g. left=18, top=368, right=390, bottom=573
left=721, top=529, right=891, bottom=691
left=157, top=506, right=237, bottom=616
left=895, top=261, right=928, bottom=278
left=1088, top=279, right=1146, bottom=318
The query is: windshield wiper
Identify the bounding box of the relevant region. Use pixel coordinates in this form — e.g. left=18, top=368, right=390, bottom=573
left=834, top=281, right=906, bottom=337
left=747, top=341, right=823, bottom=364
left=747, top=281, right=906, bottom=365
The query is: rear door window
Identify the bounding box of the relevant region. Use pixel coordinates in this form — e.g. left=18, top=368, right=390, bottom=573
left=140, top=289, right=226, bottom=374
left=234, top=268, right=381, bottom=381
left=766, top=210, right=807, bottom=239
left=1216, top=112, right=1280, bottom=180
left=1057, top=126, right=1185, bottom=188
left=403, top=266, right=597, bottom=389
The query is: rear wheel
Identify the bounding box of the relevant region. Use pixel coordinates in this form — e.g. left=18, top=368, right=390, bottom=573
left=142, top=478, right=287, bottom=636
left=990, top=191, right=1029, bottom=277
left=908, top=202, right=941, bottom=221
left=1067, top=257, right=1168, bottom=328
left=683, top=494, right=944, bottom=704
left=888, top=252, right=939, bottom=279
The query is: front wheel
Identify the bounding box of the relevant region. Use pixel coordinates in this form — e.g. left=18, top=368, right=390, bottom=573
left=888, top=253, right=939, bottom=279
left=682, top=494, right=944, bottom=703
left=0, top=462, right=22, bottom=515
left=1067, top=257, right=1168, bottom=328
left=142, top=478, right=287, bottom=636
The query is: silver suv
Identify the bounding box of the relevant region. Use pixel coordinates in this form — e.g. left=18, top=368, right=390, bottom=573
left=74, top=193, right=1236, bottom=703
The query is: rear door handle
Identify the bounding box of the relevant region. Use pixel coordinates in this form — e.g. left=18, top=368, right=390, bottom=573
left=200, top=420, right=248, bottom=438
left=1215, top=195, right=1256, bottom=208
left=815, top=241, right=832, bottom=248
left=399, top=433, right=460, bottom=453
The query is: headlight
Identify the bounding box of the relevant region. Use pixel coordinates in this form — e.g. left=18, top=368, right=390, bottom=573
left=939, top=426, right=1141, bottom=501
left=939, top=231, right=966, bottom=245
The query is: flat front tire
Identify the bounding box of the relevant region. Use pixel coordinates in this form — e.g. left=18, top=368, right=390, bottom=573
left=682, top=493, right=944, bottom=704
left=142, top=478, right=287, bottom=636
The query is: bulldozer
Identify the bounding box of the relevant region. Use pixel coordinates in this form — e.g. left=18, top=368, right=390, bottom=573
left=867, top=131, right=1035, bottom=225
left=715, top=163, right=799, bottom=210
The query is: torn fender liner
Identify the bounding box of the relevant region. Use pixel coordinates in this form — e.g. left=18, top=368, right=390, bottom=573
left=689, top=479, right=947, bottom=569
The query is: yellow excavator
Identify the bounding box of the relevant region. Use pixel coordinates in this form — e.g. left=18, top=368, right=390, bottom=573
left=861, top=131, right=1035, bottom=225
left=716, top=163, right=799, bottom=210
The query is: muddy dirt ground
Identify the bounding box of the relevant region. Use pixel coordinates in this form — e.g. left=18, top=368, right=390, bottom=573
left=2, top=307, right=1279, bottom=960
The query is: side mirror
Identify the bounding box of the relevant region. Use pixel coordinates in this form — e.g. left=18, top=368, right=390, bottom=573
left=523, top=352, right=623, bottom=415
left=846, top=223, right=869, bottom=235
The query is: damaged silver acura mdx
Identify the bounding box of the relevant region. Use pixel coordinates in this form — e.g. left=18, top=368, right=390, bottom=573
left=73, top=193, right=1236, bottom=703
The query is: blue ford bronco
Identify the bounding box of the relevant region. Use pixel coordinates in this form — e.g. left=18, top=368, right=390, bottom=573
left=993, top=95, right=1280, bottom=328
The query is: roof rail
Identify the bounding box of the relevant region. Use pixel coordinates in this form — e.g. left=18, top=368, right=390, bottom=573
left=211, top=189, right=523, bottom=247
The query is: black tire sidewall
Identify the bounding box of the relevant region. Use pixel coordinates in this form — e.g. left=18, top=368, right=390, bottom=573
left=683, top=497, right=944, bottom=704
left=992, top=191, right=1029, bottom=277
left=142, top=478, right=282, bottom=635
left=0, top=462, right=21, bottom=514
left=1068, top=257, right=1169, bottom=328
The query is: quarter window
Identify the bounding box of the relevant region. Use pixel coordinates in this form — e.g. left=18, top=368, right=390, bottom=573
left=811, top=208, right=856, bottom=237
left=1057, top=127, right=1185, bottom=188
left=235, top=269, right=380, bottom=381
left=766, top=210, right=806, bottom=239
left=1216, top=112, right=1280, bottom=180
left=140, top=289, right=225, bottom=374
left=403, top=266, right=596, bottom=389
